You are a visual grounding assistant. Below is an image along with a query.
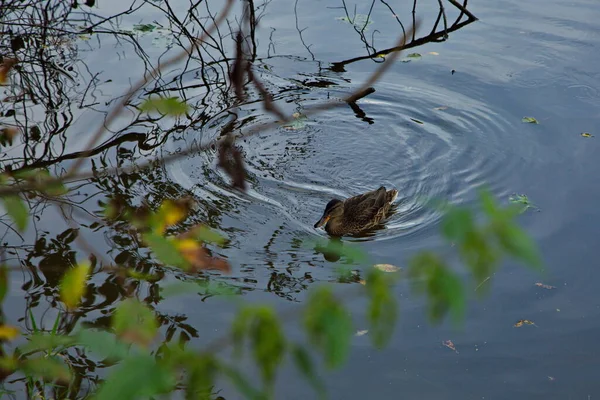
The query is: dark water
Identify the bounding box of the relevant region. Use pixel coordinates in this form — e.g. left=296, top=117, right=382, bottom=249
left=2, top=0, right=600, bottom=398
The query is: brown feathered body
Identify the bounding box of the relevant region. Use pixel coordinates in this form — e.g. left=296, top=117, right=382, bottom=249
left=314, top=186, right=398, bottom=236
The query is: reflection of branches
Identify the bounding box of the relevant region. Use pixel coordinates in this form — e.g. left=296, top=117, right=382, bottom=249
left=294, top=0, right=315, bottom=60
left=332, top=0, right=477, bottom=70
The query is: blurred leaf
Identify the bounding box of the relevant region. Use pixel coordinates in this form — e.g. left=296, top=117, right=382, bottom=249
left=112, top=298, right=158, bottom=347
left=407, top=53, right=422, bottom=58
left=0, top=127, right=18, bottom=147
left=304, top=286, right=352, bottom=368
left=60, top=261, right=91, bottom=310
left=232, top=306, right=286, bottom=386
left=410, top=118, right=424, bottom=124
left=581, top=132, right=593, bottom=138
left=495, top=224, right=542, bottom=269
left=0, top=59, right=18, bottom=84
left=143, top=232, right=188, bottom=268
left=152, top=198, right=190, bottom=234
left=94, top=354, right=175, bottom=400
left=291, top=344, right=325, bottom=397
left=19, top=333, right=73, bottom=354
left=21, top=356, right=71, bottom=384
left=441, top=207, right=473, bottom=242
left=220, top=364, right=266, bottom=400
left=185, top=353, right=218, bottom=400
left=0, top=265, right=7, bottom=304
left=364, top=268, right=397, bottom=347
left=522, top=116, right=539, bottom=124
left=174, top=238, right=231, bottom=273
left=76, top=329, right=129, bottom=361
left=188, top=225, right=227, bottom=245
left=2, top=195, right=28, bottom=232
left=0, top=325, right=19, bottom=341
left=139, top=96, right=189, bottom=116
left=408, top=252, right=465, bottom=325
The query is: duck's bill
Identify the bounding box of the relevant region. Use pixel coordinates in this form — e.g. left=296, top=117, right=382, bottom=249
left=314, top=215, right=330, bottom=228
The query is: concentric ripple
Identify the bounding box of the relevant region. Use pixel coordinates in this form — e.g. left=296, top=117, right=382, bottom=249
left=167, top=66, right=539, bottom=244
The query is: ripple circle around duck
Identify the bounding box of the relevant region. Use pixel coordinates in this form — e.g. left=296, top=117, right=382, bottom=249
left=167, top=78, right=529, bottom=244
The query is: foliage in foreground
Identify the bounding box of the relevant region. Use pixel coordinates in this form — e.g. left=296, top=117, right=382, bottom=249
left=0, top=186, right=540, bottom=399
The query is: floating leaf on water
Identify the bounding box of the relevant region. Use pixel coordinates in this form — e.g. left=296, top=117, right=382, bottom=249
left=373, top=264, right=401, bottom=273
left=407, top=53, right=422, bottom=58
left=509, top=193, right=540, bottom=213
left=513, top=319, right=536, bottom=328
left=355, top=330, right=369, bottom=337
left=434, top=106, right=449, bottom=110
left=535, top=282, right=555, bottom=290
left=0, top=325, right=20, bottom=340
left=581, top=132, right=593, bottom=138
left=283, top=112, right=307, bottom=131
left=522, top=116, right=539, bottom=124
left=359, top=279, right=366, bottom=285
left=548, top=376, right=556, bottom=381
left=133, top=23, right=156, bottom=33
left=410, top=118, right=424, bottom=125
left=442, top=339, right=458, bottom=353
left=335, top=14, right=373, bottom=30
left=428, top=51, right=440, bottom=55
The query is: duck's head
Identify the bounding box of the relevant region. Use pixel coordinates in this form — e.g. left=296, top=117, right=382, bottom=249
left=314, top=199, right=344, bottom=228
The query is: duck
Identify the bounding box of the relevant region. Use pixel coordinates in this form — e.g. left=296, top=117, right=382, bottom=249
left=314, top=186, right=398, bottom=236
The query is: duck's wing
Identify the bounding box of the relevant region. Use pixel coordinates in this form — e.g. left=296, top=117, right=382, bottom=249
left=343, top=186, right=388, bottom=224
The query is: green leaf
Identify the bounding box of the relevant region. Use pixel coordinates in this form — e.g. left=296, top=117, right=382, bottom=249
left=231, top=306, right=286, bottom=387
left=143, top=232, right=187, bottom=268
left=0, top=265, right=7, bottom=304
left=139, top=97, right=189, bottom=116
left=59, top=261, right=91, bottom=310
left=581, top=132, right=593, bottom=138
left=291, top=344, right=325, bottom=398
left=522, top=116, right=539, bottom=124
left=112, top=298, right=158, bottom=347
left=364, top=268, right=397, bottom=347
left=76, top=329, right=129, bottom=361
left=441, top=207, right=474, bottom=242
left=304, top=286, right=353, bottom=368
left=408, top=253, right=465, bottom=325
left=21, top=356, right=71, bottom=383
left=19, top=333, right=74, bottom=355
left=495, top=224, right=542, bottom=269
left=94, top=354, right=175, bottom=400
left=185, top=354, right=218, bottom=400
left=407, top=52, right=422, bottom=58
left=2, top=195, right=28, bottom=232
left=220, top=364, right=266, bottom=400
left=193, top=225, right=227, bottom=245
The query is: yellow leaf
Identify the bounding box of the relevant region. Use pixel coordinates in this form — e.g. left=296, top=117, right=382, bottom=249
left=581, top=132, right=593, bottom=138
left=60, top=262, right=91, bottom=310
left=0, top=325, right=20, bottom=340
left=373, top=264, right=401, bottom=273
left=153, top=199, right=190, bottom=234
left=428, top=51, right=439, bottom=55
